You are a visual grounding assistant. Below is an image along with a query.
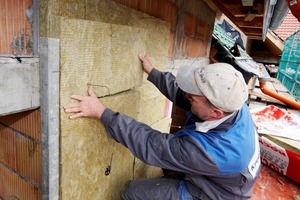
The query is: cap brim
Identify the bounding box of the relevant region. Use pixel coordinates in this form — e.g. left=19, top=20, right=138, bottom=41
left=176, top=65, right=203, bottom=95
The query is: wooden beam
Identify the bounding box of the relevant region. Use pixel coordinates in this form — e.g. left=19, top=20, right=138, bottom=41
left=238, top=25, right=262, bottom=29
left=212, top=0, right=265, bottom=39
left=248, top=35, right=263, bottom=40
left=234, top=17, right=263, bottom=26
left=234, top=14, right=264, bottom=18
left=240, top=27, right=262, bottom=34
left=264, top=31, right=284, bottom=55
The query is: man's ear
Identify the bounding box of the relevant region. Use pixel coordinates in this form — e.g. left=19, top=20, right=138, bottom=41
left=212, top=108, right=224, bottom=119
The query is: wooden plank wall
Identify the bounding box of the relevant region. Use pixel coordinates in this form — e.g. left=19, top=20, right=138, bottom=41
left=0, top=0, right=33, bottom=55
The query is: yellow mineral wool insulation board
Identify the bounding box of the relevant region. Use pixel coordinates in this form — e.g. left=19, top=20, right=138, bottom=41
left=41, top=0, right=171, bottom=66
left=50, top=17, right=171, bottom=199
left=49, top=16, right=170, bottom=103
left=50, top=16, right=169, bottom=125
left=136, top=92, right=167, bottom=125
left=49, top=17, right=146, bottom=100
left=135, top=77, right=171, bottom=125
left=60, top=90, right=140, bottom=200
left=90, top=0, right=172, bottom=70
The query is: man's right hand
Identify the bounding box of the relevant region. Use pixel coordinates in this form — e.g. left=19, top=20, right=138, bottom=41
left=138, top=54, right=154, bottom=74
left=64, top=85, right=106, bottom=120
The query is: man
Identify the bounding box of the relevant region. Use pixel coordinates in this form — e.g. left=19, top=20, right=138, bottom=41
left=64, top=55, right=261, bottom=200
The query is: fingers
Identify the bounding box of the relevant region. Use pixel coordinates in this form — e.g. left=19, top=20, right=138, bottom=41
left=71, top=94, right=84, bottom=101
left=139, top=54, right=153, bottom=74
left=69, top=85, right=96, bottom=102
left=64, top=102, right=88, bottom=119
left=69, top=112, right=84, bottom=120
left=88, top=85, right=96, bottom=97
left=63, top=103, right=81, bottom=119
left=138, top=54, right=149, bottom=61
left=138, top=54, right=143, bottom=60
left=138, top=54, right=147, bottom=59
left=64, top=87, right=96, bottom=118
left=64, top=103, right=80, bottom=113
left=64, top=85, right=105, bottom=120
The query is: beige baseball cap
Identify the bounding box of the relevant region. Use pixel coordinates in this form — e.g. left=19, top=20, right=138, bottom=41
left=176, top=63, right=248, bottom=112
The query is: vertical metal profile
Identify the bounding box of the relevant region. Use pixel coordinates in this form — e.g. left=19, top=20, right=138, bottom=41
left=39, top=37, right=60, bottom=200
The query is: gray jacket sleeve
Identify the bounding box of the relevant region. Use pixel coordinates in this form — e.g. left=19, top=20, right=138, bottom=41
left=147, top=68, right=192, bottom=111
left=100, top=108, right=219, bottom=175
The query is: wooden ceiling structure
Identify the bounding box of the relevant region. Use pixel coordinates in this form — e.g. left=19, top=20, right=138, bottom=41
left=209, top=0, right=287, bottom=64
left=212, top=0, right=266, bottom=40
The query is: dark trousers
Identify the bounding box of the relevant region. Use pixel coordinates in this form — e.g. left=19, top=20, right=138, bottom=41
left=121, top=177, right=181, bottom=200
left=121, top=177, right=210, bottom=200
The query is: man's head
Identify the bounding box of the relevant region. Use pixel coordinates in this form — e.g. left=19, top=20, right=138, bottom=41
left=176, top=63, right=248, bottom=120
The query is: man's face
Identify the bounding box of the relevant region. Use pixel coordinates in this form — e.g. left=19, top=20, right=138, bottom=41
left=186, top=93, right=219, bottom=121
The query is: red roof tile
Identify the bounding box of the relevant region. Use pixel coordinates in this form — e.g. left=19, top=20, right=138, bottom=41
left=273, top=12, right=300, bottom=41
